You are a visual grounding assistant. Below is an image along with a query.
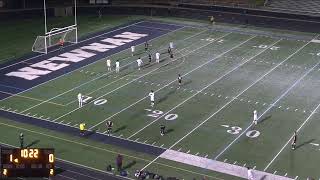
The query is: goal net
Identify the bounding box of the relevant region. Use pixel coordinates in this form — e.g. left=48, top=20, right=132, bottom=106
left=32, top=25, right=78, bottom=54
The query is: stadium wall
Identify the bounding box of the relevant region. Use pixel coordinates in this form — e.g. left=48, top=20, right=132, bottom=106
left=1, top=4, right=320, bottom=33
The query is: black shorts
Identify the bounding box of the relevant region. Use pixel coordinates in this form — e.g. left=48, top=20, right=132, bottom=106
left=178, top=80, right=182, bottom=83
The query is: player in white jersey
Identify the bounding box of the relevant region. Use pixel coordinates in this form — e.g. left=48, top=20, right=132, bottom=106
left=131, top=45, right=135, bottom=56
left=106, top=59, right=111, bottom=71
left=169, top=42, right=174, bottom=49
left=253, top=110, right=257, bottom=125
left=156, top=52, right=160, bottom=63
left=247, top=167, right=254, bottom=180
left=77, top=93, right=83, bottom=108
left=115, top=60, right=120, bottom=73
left=149, top=90, right=155, bottom=107
left=137, top=57, right=143, bottom=70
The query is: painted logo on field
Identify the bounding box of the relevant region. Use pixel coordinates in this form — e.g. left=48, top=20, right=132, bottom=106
left=6, top=32, right=148, bottom=80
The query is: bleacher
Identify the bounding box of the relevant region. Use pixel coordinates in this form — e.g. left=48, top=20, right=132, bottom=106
left=265, top=0, right=320, bottom=15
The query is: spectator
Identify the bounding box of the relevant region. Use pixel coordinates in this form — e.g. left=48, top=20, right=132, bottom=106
left=116, top=154, right=123, bottom=172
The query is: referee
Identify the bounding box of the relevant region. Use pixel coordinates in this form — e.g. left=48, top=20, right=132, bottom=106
left=79, top=123, right=86, bottom=136
left=106, top=120, right=113, bottom=136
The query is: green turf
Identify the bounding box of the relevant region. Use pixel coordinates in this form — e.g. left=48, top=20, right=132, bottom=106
left=1, top=16, right=320, bottom=179
left=0, top=15, right=142, bottom=63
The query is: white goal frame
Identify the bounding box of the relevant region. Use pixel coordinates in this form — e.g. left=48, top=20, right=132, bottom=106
left=32, top=0, right=78, bottom=54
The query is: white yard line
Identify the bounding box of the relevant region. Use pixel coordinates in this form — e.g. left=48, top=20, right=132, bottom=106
left=140, top=38, right=312, bottom=171
left=128, top=37, right=279, bottom=139
left=0, top=141, right=135, bottom=180
left=88, top=32, right=251, bottom=130
left=213, top=39, right=316, bottom=161
left=0, top=21, right=145, bottom=71
left=264, top=103, right=320, bottom=171
left=0, top=23, right=186, bottom=104
left=18, top=28, right=207, bottom=112
left=63, top=29, right=207, bottom=106
left=57, top=174, right=77, bottom=180
left=58, top=168, right=104, bottom=180
left=53, top=32, right=229, bottom=122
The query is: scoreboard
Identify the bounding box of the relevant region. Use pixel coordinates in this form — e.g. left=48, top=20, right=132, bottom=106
left=0, top=148, right=55, bottom=178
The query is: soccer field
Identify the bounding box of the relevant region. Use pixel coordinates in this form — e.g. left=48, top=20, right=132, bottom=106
left=0, top=17, right=320, bottom=179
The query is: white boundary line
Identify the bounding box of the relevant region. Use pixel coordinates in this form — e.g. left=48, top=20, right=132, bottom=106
left=264, top=100, right=320, bottom=170
left=87, top=32, right=253, bottom=130
left=0, top=21, right=145, bottom=71
left=213, top=38, right=316, bottom=161
left=63, top=29, right=208, bottom=106
left=16, top=27, right=208, bottom=112
left=0, top=142, right=135, bottom=180
left=54, top=32, right=232, bottom=123
left=0, top=21, right=185, bottom=103
left=128, top=36, right=279, bottom=139
left=140, top=38, right=312, bottom=171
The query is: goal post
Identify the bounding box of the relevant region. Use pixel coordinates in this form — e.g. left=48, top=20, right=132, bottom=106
left=32, top=0, right=78, bottom=54
left=32, top=25, right=78, bottom=54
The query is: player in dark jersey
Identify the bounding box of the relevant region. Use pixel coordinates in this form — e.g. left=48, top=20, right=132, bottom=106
left=178, top=74, right=182, bottom=88
left=291, top=131, right=297, bottom=150
left=148, top=53, right=152, bottom=63
left=106, top=120, right=113, bottom=136
left=168, top=46, right=172, bottom=54
left=144, top=41, right=149, bottom=51
left=19, top=133, right=24, bottom=148
left=160, top=124, right=165, bottom=136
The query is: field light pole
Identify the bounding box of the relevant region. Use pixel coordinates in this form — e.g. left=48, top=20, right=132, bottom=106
left=44, top=0, right=47, bottom=34
left=74, top=0, right=77, bottom=26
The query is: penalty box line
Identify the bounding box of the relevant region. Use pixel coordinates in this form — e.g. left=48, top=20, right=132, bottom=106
left=128, top=38, right=281, bottom=139
left=88, top=32, right=235, bottom=130
left=57, top=32, right=232, bottom=126
left=17, top=26, right=188, bottom=113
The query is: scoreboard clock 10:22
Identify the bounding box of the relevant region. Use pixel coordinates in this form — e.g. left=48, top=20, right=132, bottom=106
left=0, top=148, right=55, bottom=178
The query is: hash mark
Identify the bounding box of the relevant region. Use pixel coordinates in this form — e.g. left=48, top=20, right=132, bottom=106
left=161, top=144, right=164, bottom=147
left=205, top=154, right=208, bottom=158
left=186, top=150, right=190, bottom=153
left=223, top=159, right=227, bottom=162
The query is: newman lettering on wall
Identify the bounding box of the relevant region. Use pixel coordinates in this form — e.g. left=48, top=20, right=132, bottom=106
left=6, top=32, right=148, bottom=80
